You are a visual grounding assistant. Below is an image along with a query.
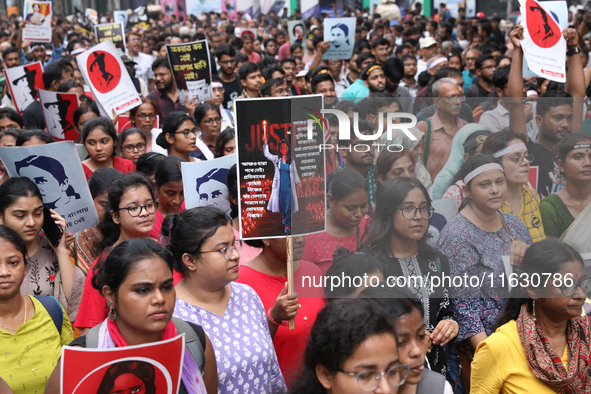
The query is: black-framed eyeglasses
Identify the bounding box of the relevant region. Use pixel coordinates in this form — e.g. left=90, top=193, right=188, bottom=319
left=122, top=143, right=146, bottom=153
left=136, top=113, right=156, bottom=121
left=117, top=201, right=158, bottom=217
left=199, top=240, right=240, bottom=260
left=338, top=364, right=410, bottom=392
left=396, top=205, right=434, bottom=220
left=560, top=276, right=591, bottom=297
left=504, top=153, right=534, bottom=164
left=175, top=128, right=198, bottom=138
left=203, top=117, right=222, bottom=125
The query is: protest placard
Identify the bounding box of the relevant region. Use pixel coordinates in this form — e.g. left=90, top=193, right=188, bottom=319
left=323, top=17, right=356, bottom=60
left=287, top=20, right=306, bottom=45
left=95, top=23, right=126, bottom=55
left=181, top=154, right=237, bottom=217
left=61, top=335, right=184, bottom=394
left=127, top=5, right=149, bottom=28
left=520, top=0, right=566, bottom=82
left=0, top=141, right=99, bottom=233
left=166, top=40, right=213, bottom=105
left=234, top=27, right=258, bottom=40
left=77, top=40, right=141, bottom=116
left=38, top=89, right=80, bottom=141
left=235, top=95, right=326, bottom=239
left=22, top=1, right=52, bottom=43
left=113, top=10, right=128, bottom=27
left=222, top=0, right=238, bottom=21
left=3, top=61, right=43, bottom=113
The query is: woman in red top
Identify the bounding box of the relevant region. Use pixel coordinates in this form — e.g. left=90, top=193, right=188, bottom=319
left=237, top=236, right=324, bottom=387
left=302, top=169, right=370, bottom=275
left=149, top=156, right=184, bottom=241
left=74, top=173, right=157, bottom=333
left=80, top=117, right=135, bottom=181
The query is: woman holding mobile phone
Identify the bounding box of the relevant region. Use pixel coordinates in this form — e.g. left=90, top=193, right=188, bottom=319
left=0, top=177, right=85, bottom=321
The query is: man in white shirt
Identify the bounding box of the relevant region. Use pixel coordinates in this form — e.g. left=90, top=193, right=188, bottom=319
left=126, top=31, right=154, bottom=87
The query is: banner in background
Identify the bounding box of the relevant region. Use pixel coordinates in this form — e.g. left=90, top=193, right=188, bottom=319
left=95, top=23, right=126, bottom=55
left=166, top=40, right=213, bottom=105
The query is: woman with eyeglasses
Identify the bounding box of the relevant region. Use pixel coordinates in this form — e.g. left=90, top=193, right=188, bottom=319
left=471, top=238, right=591, bottom=393
left=74, top=174, right=158, bottom=334
left=362, top=177, right=456, bottom=376
left=117, top=128, right=147, bottom=165
left=129, top=99, right=168, bottom=155
left=437, top=155, right=532, bottom=390
left=481, top=129, right=545, bottom=243
left=81, top=117, right=136, bottom=181
left=167, top=207, right=287, bottom=393
left=290, top=297, right=409, bottom=394
left=193, top=103, right=223, bottom=161
left=156, top=111, right=198, bottom=162
left=540, top=134, right=591, bottom=247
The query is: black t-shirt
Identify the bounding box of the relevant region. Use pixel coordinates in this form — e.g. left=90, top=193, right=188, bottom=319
left=23, top=100, right=46, bottom=130
left=465, top=81, right=492, bottom=98
left=527, top=140, right=555, bottom=197
left=222, top=76, right=242, bottom=109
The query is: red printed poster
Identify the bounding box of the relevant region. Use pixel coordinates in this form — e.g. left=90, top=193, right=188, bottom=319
left=23, top=1, right=52, bottom=42
left=76, top=40, right=141, bottom=116
left=520, top=0, right=566, bottom=82
left=38, top=89, right=80, bottom=141
left=61, top=335, right=184, bottom=394
left=528, top=165, right=539, bottom=191
left=3, top=61, right=44, bottom=113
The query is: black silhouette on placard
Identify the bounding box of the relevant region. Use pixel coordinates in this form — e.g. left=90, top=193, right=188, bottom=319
left=43, top=94, right=74, bottom=136
left=90, top=52, right=114, bottom=87
left=529, top=4, right=555, bottom=42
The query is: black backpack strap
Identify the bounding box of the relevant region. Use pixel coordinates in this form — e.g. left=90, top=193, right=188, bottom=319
left=34, top=295, right=63, bottom=335
left=85, top=323, right=102, bottom=348
left=172, top=317, right=205, bottom=375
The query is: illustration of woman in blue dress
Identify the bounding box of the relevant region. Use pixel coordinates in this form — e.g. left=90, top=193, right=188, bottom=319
left=262, top=130, right=300, bottom=234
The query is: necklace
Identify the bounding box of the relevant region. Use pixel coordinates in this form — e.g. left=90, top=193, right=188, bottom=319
left=0, top=296, right=27, bottom=334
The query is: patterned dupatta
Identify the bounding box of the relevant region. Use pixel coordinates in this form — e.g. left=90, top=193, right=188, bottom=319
left=516, top=303, right=591, bottom=393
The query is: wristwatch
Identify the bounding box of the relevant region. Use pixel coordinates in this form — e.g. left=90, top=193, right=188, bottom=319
left=566, top=47, right=581, bottom=56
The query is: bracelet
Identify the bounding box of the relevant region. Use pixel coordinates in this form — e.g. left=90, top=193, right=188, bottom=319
left=567, top=47, right=581, bottom=56
left=267, top=308, right=288, bottom=327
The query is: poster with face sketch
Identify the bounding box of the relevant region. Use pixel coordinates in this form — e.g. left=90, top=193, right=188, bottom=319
left=23, top=1, right=52, bottom=42
left=0, top=141, right=99, bottom=233
left=181, top=154, right=236, bottom=217
left=38, top=89, right=80, bottom=141
left=3, top=61, right=44, bottom=113
left=288, top=20, right=306, bottom=46
left=77, top=40, right=141, bottom=116
left=61, top=335, right=184, bottom=394
left=322, top=17, right=356, bottom=60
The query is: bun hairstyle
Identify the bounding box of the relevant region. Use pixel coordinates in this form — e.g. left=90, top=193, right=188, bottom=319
left=162, top=207, right=229, bottom=275
left=157, top=111, right=194, bottom=150
left=92, top=238, right=173, bottom=294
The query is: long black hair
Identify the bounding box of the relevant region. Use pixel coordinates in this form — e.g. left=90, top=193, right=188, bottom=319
left=0, top=225, right=28, bottom=266
left=362, top=177, right=438, bottom=262
left=290, top=298, right=397, bottom=394
left=96, top=360, right=156, bottom=394
left=495, top=238, right=583, bottom=328
left=0, top=177, right=42, bottom=216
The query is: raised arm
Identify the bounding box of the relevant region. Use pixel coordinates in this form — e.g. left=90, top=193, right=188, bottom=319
left=508, top=24, right=528, bottom=139
left=564, top=28, right=584, bottom=132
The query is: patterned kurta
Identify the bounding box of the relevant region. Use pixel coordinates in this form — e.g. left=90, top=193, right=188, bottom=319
left=174, top=282, right=286, bottom=394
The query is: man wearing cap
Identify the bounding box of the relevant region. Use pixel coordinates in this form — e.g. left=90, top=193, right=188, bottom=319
left=417, top=37, right=438, bottom=78
left=417, top=78, right=468, bottom=180
left=121, top=54, right=149, bottom=97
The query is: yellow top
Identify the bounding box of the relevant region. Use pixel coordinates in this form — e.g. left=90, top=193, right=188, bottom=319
left=471, top=319, right=568, bottom=394
left=0, top=295, right=73, bottom=393
left=500, top=186, right=545, bottom=243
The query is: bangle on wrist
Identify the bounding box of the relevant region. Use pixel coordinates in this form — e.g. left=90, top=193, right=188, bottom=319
left=567, top=47, right=581, bottom=56
left=267, top=308, right=288, bottom=327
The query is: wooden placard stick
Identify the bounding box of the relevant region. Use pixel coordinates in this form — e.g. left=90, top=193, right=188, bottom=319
left=286, top=235, right=295, bottom=330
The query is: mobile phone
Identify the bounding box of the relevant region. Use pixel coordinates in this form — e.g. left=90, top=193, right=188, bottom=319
left=42, top=206, right=63, bottom=248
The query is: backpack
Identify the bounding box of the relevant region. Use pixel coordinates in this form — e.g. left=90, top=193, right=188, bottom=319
left=85, top=317, right=205, bottom=375
left=34, top=295, right=63, bottom=335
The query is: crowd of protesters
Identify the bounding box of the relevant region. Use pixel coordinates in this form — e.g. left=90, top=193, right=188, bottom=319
left=0, top=2, right=591, bottom=393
